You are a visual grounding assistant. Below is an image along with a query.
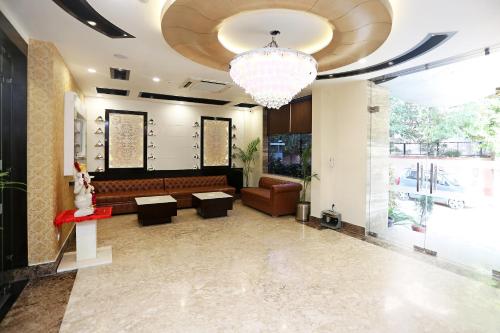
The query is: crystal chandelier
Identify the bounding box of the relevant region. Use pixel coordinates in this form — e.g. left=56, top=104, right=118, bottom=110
left=229, top=31, right=318, bottom=109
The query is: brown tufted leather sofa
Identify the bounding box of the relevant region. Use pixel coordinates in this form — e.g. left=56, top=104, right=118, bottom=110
left=240, top=177, right=302, bottom=217
left=93, top=176, right=235, bottom=214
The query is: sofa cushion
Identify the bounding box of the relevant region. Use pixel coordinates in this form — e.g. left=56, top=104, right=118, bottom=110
left=96, top=189, right=166, bottom=204
left=93, top=178, right=164, bottom=193
left=241, top=188, right=271, bottom=201
left=164, top=175, right=227, bottom=189
left=258, top=177, right=290, bottom=189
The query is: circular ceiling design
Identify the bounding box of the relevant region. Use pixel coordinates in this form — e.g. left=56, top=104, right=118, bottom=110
left=161, top=0, right=393, bottom=72
left=218, top=9, right=334, bottom=55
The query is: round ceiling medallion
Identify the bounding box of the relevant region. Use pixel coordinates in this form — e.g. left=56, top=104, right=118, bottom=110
left=161, top=0, right=392, bottom=72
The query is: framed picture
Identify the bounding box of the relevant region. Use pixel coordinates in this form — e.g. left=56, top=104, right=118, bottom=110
left=201, top=116, right=232, bottom=169
left=105, top=109, right=147, bottom=171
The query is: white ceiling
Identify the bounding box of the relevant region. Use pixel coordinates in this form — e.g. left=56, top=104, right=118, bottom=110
left=1, top=0, right=500, bottom=105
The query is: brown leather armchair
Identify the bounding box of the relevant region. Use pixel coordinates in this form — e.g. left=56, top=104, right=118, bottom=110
left=241, top=177, right=302, bottom=217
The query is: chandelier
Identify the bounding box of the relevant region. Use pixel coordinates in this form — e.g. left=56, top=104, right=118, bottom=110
left=229, top=31, right=318, bottom=109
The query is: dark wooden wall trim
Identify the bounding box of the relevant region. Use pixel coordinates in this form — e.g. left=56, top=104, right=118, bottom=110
left=0, top=11, right=27, bottom=55
left=0, top=10, right=28, bottom=269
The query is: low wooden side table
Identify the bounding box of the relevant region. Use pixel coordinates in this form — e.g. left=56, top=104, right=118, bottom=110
left=135, top=195, right=177, bottom=226
left=54, top=207, right=113, bottom=273
left=192, top=192, right=233, bottom=218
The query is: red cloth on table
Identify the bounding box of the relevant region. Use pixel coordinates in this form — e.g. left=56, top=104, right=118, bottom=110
left=53, top=207, right=113, bottom=227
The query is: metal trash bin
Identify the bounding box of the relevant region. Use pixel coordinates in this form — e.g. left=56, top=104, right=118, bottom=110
left=296, top=202, right=310, bottom=222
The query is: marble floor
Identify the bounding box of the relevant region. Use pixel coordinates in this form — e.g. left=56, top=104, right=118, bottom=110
left=55, top=202, right=500, bottom=332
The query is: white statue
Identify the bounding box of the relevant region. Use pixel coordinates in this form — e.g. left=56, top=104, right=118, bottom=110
left=73, top=162, right=95, bottom=217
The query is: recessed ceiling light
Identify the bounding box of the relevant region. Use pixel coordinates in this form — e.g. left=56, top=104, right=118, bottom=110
left=388, top=61, right=394, bottom=66
left=88, top=68, right=97, bottom=73
left=87, top=20, right=97, bottom=26
left=358, top=58, right=367, bottom=64
left=152, top=77, right=161, bottom=82
left=122, top=33, right=128, bottom=37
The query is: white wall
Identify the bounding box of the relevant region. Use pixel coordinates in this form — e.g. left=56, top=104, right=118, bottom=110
left=242, top=106, right=264, bottom=187
left=85, top=97, right=261, bottom=173
left=311, top=80, right=369, bottom=227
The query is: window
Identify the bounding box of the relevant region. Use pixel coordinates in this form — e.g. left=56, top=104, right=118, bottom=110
left=267, top=133, right=311, bottom=178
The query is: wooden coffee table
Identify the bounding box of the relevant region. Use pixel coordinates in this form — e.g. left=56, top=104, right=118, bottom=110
left=135, top=195, right=177, bottom=226
left=192, top=192, right=233, bottom=218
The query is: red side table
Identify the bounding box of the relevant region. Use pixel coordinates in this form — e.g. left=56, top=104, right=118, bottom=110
left=54, top=207, right=113, bottom=272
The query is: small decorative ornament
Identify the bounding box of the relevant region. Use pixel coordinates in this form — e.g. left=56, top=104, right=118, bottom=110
left=193, top=121, right=200, bottom=127
left=95, top=153, right=104, bottom=160
left=232, top=134, right=237, bottom=139
left=193, top=154, right=200, bottom=159
left=95, top=116, right=104, bottom=122
left=95, top=166, right=104, bottom=172
left=232, top=124, right=237, bottom=130
left=193, top=143, right=199, bottom=149
left=193, top=165, right=200, bottom=170
left=148, top=141, right=156, bottom=148
left=95, top=140, right=104, bottom=147
left=73, top=162, right=95, bottom=217
left=148, top=129, right=155, bottom=136
left=148, top=118, right=155, bottom=125
left=193, top=132, right=199, bottom=138
left=95, top=127, right=104, bottom=134
left=148, top=154, right=156, bottom=160
left=232, top=143, right=237, bottom=149
left=148, top=166, right=155, bottom=171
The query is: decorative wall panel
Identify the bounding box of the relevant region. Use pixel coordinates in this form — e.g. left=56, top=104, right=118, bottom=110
left=27, top=39, right=82, bottom=265
left=107, top=112, right=146, bottom=169
left=202, top=118, right=231, bottom=167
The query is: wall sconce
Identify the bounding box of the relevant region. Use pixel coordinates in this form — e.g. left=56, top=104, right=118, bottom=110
left=148, top=154, right=156, bottom=160
left=148, top=130, right=155, bottom=136
left=193, top=121, right=200, bottom=127
left=95, top=166, right=104, bottom=172
left=192, top=132, right=199, bottom=138
left=193, top=143, right=199, bottom=149
left=95, top=116, right=104, bottom=122
left=147, top=141, right=156, bottom=148
left=95, top=127, right=103, bottom=134
left=95, top=140, right=104, bottom=147
left=95, top=153, right=104, bottom=160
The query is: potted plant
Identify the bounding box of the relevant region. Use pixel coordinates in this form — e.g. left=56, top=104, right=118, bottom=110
left=234, top=138, right=260, bottom=187
left=296, top=146, right=319, bottom=222
left=411, top=195, right=433, bottom=233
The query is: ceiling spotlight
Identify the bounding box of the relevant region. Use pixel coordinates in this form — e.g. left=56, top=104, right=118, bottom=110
left=152, top=77, right=160, bottom=82
left=122, top=33, right=128, bottom=37
left=88, top=68, right=96, bottom=73
left=388, top=61, right=394, bottom=66
left=87, top=20, right=97, bottom=26
left=358, top=58, right=367, bottom=64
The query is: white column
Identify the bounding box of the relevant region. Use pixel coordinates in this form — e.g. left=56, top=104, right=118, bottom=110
left=76, top=219, right=97, bottom=261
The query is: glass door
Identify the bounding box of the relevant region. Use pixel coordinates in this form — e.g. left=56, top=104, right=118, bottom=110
left=369, top=48, right=500, bottom=279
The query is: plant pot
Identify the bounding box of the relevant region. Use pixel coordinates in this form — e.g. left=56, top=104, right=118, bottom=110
left=296, top=201, right=310, bottom=222
left=388, top=216, right=394, bottom=228
left=411, top=224, right=426, bottom=233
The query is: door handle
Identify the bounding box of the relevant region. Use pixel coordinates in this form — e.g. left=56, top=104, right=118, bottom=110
left=416, top=162, right=420, bottom=192
left=430, top=163, right=434, bottom=194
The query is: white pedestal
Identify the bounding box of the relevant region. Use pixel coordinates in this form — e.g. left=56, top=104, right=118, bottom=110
left=57, top=219, right=112, bottom=273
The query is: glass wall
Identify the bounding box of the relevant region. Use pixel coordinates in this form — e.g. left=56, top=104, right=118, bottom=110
left=267, top=133, right=311, bottom=178
left=368, top=49, right=500, bottom=279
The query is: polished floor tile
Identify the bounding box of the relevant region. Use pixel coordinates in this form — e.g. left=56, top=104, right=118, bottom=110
left=0, top=271, right=76, bottom=333
left=60, top=202, right=500, bottom=332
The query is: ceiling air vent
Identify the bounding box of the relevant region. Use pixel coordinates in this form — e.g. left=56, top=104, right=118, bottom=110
left=110, top=67, right=130, bottom=80
left=139, top=92, right=230, bottom=106
left=181, top=79, right=229, bottom=93
left=96, top=87, right=129, bottom=96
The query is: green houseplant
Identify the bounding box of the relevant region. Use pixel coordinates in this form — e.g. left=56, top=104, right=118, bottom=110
left=412, top=195, right=433, bottom=233
left=296, top=146, right=319, bottom=222
left=234, top=138, right=260, bottom=187
left=0, top=170, right=26, bottom=191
